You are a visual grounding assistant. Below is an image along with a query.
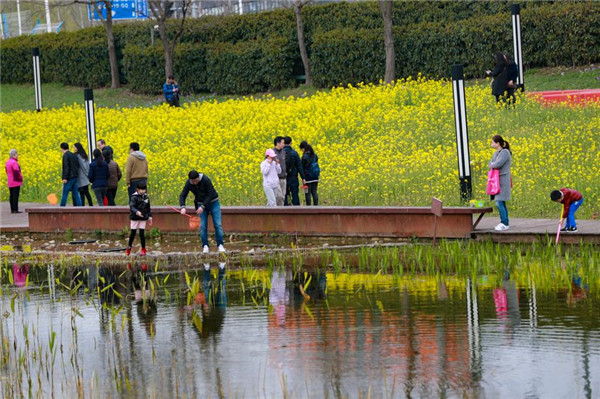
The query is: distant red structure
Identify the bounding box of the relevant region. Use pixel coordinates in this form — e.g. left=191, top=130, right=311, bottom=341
left=528, top=89, right=600, bottom=105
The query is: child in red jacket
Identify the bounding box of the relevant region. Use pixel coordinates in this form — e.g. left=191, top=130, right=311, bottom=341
left=550, top=188, right=583, bottom=232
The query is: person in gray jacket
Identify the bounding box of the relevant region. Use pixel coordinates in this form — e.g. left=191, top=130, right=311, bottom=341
left=73, top=143, right=93, bottom=206
left=273, top=136, right=287, bottom=206
left=489, top=135, right=512, bottom=231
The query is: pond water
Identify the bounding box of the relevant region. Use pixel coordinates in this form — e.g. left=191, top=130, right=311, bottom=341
left=1, top=263, right=599, bottom=398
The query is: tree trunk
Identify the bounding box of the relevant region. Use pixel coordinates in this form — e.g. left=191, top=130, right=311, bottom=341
left=380, top=0, right=395, bottom=84
left=158, top=23, right=174, bottom=79
left=104, top=3, right=121, bottom=88
left=294, top=0, right=312, bottom=87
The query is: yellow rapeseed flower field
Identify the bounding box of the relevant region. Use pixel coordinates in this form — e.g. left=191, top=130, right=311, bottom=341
left=1, top=78, right=598, bottom=218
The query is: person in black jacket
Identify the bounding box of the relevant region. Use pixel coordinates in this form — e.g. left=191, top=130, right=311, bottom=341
left=299, top=141, right=319, bottom=206
left=504, top=53, right=519, bottom=105
left=486, top=52, right=509, bottom=103
left=127, top=182, right=152, bottom=256
left=59, top=142, right=82, bottom=206
left=179, top=170, right=226, bottom=254
left=283, top=136, right=305, bottom=206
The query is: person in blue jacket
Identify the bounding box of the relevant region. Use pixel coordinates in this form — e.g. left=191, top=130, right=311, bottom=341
left=88, top=149, right=110, bottom=206
left=163, top=75, right=180, bottom=107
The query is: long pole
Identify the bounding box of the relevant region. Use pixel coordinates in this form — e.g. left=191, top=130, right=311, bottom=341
left=16, top=0, right=23, bottom=36
left=32, top=48, right=43, bottom=112
left=84, top=88, right=97, bottom=162
left=45, top=0, right=52, bottom=33
left=451, top=65, right=472, bottom=202
left=511, top=4, right=524, bottom=91
left=238, top=0, right=243, bottom=15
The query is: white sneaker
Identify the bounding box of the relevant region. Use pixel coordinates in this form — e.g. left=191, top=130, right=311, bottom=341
left=202, top=245, right=209, bottom=254
left=218, top=244, right=226, bottom=253
left=494, top=223, right=509, bottom=231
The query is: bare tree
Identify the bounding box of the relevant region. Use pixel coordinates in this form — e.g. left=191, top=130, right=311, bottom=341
left=293, top=0, right=312, bottom=87
left=380, top=0, right=395, bottom=84
left=147, top=0, right=191, bottom=80
left=73, top=0, right=120, bottom=88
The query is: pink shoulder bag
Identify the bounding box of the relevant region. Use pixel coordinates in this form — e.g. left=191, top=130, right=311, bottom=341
left=486, top=168, right=501, bottom=195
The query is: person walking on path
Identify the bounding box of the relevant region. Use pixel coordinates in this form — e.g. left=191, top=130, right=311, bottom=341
left=300, top=141, right=320, bottom=206
left=127, top=182, right=152, bottom=256
left=261, top=149, right=282, bottom=207
left=179, top=170, right=226, bottom=254
left=283, top=136, right=305, bottom=206
left=97, top=139, right=113, bottom=161
left=489, top=135, right=512, bottom=231
left=60, top=142, right=82, bottom=207
left=126, top=142, right=148, bottom=199
left=5, top=149, right=23, bottom=213
left=486, top=52, right=509, bottom=103
left=273, top=137, right=287, bottom=206
left=104, top=148, right=122, bottom=206
left=73, top=143, right=93, bottom=206
left=163, top=75, right=180, bottom=107
left=551, top=188, right=584, bottom=232
left=88, top=149, right=110, bottom=206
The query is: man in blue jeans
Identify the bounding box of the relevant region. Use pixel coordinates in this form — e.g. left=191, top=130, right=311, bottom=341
left=60, top=142, right=82, bottom=206
left=179, top=170, right=225, bottom=254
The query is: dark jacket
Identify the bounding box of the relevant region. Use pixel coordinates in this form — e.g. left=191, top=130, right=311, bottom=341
left=559, top=188, right=583, bottom=219
left=283, top=146, right=305, bottom=182
left=88, top=160, right=110, bottom=189
left=274, top=148, right=287, bottom=179
left=491, top=60, right=509, bottom=97
left=179, top=174, right=219, bottom=210
left=107, top=160, right=122, bottom=189
left=301, top=152, right=319, bottom=181
left=62, top=151, right=80, bottom=180
left=129, top=192, right=152, bottom=220
left=507, top=62, right=519, bottom=85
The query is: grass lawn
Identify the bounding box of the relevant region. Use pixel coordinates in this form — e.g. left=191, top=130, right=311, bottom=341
left=1, top=66, right=598, bottom=113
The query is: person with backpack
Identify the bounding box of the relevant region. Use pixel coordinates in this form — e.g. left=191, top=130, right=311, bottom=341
left=283, top=136, right=305, bottom=206
left=299, top=141, right=320, bottom=206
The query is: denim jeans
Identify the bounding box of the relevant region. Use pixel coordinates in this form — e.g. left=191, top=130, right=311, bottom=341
left=495, top=200, right=509, bottom=226
left=284, top=178, right=300, bottom=206
left=93, top=187, right=108, bottom=206
left=60, top=177, right=82, bottom=206
left=566, top=198, right=583, bottom=228
left=199, top=200, right=224, bottom=247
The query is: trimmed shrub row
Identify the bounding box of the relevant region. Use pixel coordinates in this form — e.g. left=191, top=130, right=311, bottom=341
left=1, top=1, right=598, bottom=94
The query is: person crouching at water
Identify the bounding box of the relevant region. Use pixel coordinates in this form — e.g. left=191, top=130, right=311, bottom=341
left=127, top=182, right=152, bottom=256
left=261, top=149, right=281, bottom=207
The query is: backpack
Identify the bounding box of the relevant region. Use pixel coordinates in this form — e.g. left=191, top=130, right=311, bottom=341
left=306, top=155, right=320, bottom=181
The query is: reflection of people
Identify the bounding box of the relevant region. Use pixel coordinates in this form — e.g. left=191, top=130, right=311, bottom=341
left=12, top=263, right=29, bottom=287
left=193, top=263, right=227, bottom=339
left=133, top=268, right=157, bottom=336
left=269, top=269, right=290, bottom=326
left=292, top=271, right=327, bottom=304
left=568, top=275, right=588, bottom=305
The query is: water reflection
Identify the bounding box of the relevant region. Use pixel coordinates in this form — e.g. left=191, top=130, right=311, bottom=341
left=1, top=264, right=598, bottom=398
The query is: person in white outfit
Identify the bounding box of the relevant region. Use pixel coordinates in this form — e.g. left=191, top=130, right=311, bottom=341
left=261, top=149, right=282, bottom=206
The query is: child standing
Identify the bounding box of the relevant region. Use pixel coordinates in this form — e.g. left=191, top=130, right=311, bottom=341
left=127, top=182, right=152, bottom=256
left=550, top=188, right=583, bottom=232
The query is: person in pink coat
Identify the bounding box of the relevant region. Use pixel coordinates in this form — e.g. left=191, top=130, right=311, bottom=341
left=5, top=149, right=23, bottom=213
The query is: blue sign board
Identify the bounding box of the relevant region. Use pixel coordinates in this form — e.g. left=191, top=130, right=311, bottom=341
left=88, top=0, right=149, bottom=21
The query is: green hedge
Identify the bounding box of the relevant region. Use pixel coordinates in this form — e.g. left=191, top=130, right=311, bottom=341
left=1, top=1, right=598, bottom=94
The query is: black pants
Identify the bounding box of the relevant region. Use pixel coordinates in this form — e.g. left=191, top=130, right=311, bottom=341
left=167, top=97, right=180, bottom=107
left=305, top=182, right=318, bottom=206
left=128, top=228, right=146, bottom=249
left=9, top=186, right=20, bottom=212
left=107, top=188, right=117, bottom=206
left=284, top=179, right=300, bottom=206
left=74, top=185, right=93, bottom=206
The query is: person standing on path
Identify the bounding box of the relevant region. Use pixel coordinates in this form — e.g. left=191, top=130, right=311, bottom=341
left=261, top=149, right=282, bottom=207
left=486, top=52, right=509, bottom=103
left=273, top=137, right=287, bottom=206
left=179, top=170, right=226, bottom=254
left=5, top=149, right=23, bottom=213
left=97, top=139, right=113, bottom=161
left=88, top=149, right=110, bottom=206
left=73, top=143, right=93, bottom=206
left=126, top=142, right=148, bottom=199
left=60, top=142, right=82, bottom=207
left=300, top=141, right=320, bottom=206
left=489, top=135, right=512, bottom=231
left=283, top=136, right=305, bottom=206
left=127, top=182, right=152, bottom=257
left=104, top=148, right=122, bottom=206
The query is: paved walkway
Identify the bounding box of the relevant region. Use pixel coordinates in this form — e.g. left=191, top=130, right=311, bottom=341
left=0, top=202, right=46, bottom=230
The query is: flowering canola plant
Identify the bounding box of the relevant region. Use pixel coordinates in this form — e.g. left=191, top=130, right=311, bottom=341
left=1, top=77, right=598, bottom=218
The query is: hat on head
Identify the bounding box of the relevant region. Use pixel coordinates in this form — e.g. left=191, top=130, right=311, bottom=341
left=265, top=149, right=277, bottom=158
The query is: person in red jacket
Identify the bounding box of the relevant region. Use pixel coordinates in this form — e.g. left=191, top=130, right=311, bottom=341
left=550, top=188, right=584, bottom=232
